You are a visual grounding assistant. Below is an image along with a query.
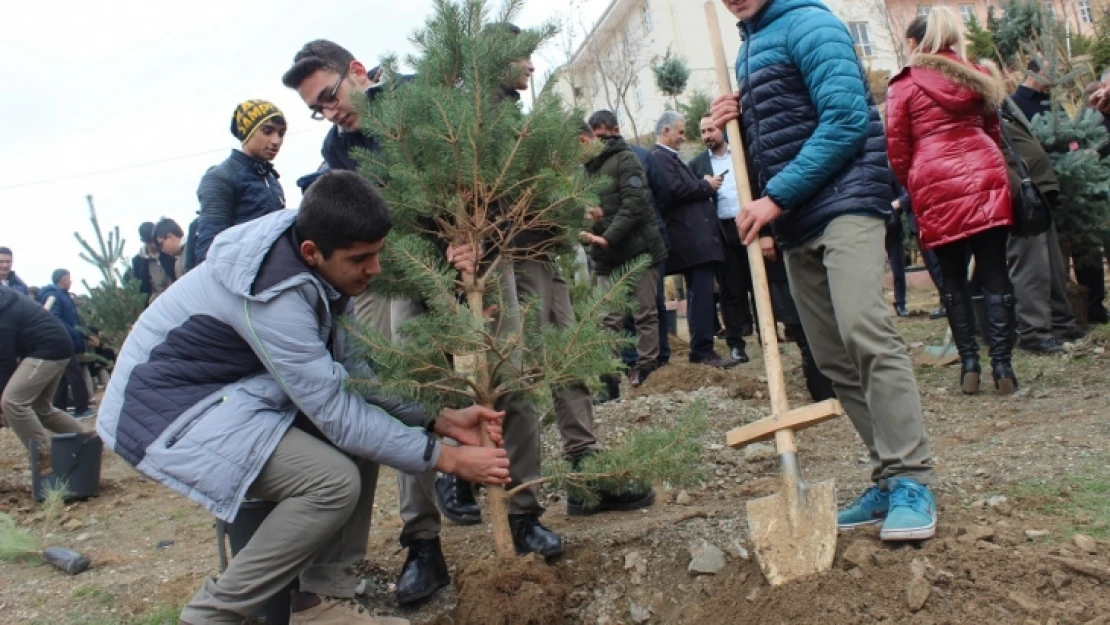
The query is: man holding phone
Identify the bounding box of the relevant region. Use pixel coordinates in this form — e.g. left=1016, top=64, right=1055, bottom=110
left=690, top=116, right=754, bottom=364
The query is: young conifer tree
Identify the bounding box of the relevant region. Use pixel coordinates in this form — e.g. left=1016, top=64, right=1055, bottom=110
left=346, top=0, right=702, bottom=558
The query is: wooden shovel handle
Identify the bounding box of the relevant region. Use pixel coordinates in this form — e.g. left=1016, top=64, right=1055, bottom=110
left=704, top=2, right=794, bottom=453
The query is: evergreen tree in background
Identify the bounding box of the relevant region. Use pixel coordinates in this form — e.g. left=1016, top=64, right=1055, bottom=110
left=73, top=195, right=146, bottom=352
left=678, top=90, right=712, bottom=129
left=348, top=0, right=701, bottom=558
left=988, top=0, right=1044, bottom=66
left=965, top=13, right=996, bottom=64
left=652, top=47, right=691, bottom=109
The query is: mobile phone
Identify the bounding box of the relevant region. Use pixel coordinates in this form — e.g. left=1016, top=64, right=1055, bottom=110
left=718, top=170, right=730, bottom=178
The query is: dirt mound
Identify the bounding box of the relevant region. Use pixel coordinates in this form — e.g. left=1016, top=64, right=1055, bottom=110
left=683, top=512, right=1110, bottom=624
left=450, top=556, right=568, bottom=625
left=631, top=363, right=764, bottom=397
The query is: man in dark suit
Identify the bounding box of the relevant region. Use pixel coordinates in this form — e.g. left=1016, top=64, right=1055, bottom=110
left=689, top=116, right=752, bottom=363
left=651, top=111, right=735, bottom=369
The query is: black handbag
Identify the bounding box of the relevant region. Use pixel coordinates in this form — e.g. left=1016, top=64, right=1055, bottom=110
left=997, top=110, right=1052, bottom=238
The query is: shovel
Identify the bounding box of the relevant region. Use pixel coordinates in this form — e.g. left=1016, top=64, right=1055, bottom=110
left=705, top=1, right=841, bottom=585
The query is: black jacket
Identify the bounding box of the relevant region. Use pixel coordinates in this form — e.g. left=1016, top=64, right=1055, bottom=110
left=651, top=146, right=724, bottom=273
left=629, top=144, right=670, bottom=251
left=1, top=271, right=28, bottom=296
left=1010, top=85, right=1051, bottom=124
left=584, top=138, right=667, bottom=274
left=321, top=76, right=415, bottom=171
left=194, top=150, right=285, bottom=265
left=0, top=286, right=74, bottom=394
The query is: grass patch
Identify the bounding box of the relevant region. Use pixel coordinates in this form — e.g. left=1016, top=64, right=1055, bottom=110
left=71, top=585, right=116, bottom=605
left=31, top=604, right=181, bottom=625
left=1012, top=457, right=1110, bottom=540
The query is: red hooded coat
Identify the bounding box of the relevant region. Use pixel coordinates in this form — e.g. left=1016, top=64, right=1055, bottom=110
left=886, top=50, right=1012, bottom=250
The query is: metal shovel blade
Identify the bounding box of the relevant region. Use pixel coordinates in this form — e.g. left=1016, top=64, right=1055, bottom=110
left=746, top=477, right=837, bottom=585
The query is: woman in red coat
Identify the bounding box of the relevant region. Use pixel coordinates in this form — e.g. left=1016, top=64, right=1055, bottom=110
left=886, top=7, right=1016, bottom=395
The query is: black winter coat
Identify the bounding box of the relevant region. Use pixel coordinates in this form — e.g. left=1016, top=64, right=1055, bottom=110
left=194, top=150, right=285, bottom=264
left=0, top=286, right=74, bottom=394
left=584, top=138, right=667, bottom=275
left=629, top=144, right=670, bottom=251
left=651, top=146, right=724, bottom=274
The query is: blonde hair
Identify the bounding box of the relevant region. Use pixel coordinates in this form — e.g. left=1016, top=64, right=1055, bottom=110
left=918, top=6, right=965, bottom=56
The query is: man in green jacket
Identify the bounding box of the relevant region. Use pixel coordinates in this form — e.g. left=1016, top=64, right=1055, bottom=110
left=580, top=125, right=668, bottom=386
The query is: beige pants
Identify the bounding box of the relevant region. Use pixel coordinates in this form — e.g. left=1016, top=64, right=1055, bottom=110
left=784, top=215, right=934, bottom=485
left=1, top=358, right=90, bottom=457
left=180, top=427, right=379, bottom=623
left=599, top=264, right=661, bottom=369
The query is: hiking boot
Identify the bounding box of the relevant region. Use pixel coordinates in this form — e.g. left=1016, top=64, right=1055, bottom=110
left=943, top=291, right=981, bottom=395
left=929, top=306, right=947, bottom=320
left=509, top=513, right=563, bottom=561
left=395, top=537, right=450, bottom=606
left=879, top=477, right=937, bottom=542
left=894, top=304, right=910, bottom=317
left=434, top=473, right=481, bottom=526
left=291, top=598, right=409, bottom=624
left=837, top=485, right=889, bottom=529
left=983, top=290, right=1019, bottom=395
left=729, top=347, right=750, bottom=364
left=34, top=445, right=52, bottom=477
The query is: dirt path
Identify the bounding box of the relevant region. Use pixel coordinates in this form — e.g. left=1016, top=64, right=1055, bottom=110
left=1, top=289, right=1108, bottom=625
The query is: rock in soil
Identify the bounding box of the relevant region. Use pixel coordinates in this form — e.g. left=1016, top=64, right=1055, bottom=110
left=452, top=557, right=566, bottom=625
left=688, top=543, right=726, bottom=575
left=1073, top=534, right=1098, bottom=554
left=958, top=524, right=995, bottom=544
left=743, top=444, right=776, bottom=463
left=842, top=539, right=876, bottom=569
left=674, top=490, right=692, bottom=506
left=906, top=577, right=931, bottom=612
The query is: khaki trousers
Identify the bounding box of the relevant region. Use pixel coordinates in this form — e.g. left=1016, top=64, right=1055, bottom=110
left=353, top=289, right=393, bottom=337
left=1, top=357, right=90, bottom=456
left=180, top=427, right=379, bottom=623
left=599, top=264, right=661, bottom=369
left=784, top=215, right=934, bottom=485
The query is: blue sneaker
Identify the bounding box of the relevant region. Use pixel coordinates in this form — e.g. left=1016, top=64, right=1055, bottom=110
left=837, top=485, right=889, bottom=529
left=880, top=477, right=937, bottom=542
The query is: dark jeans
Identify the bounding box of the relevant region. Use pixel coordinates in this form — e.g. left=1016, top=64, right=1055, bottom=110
left=684, top=263, right=720, bottom=361
left=934, top=227, right=1011, bottom=296
left=718, top=235, right=753, bottom=350
left=1074, top=255, right=1108, bottom=322
left=886, top=231, right=907, bottom=307
left=52, top=355, right=90, bottom=413
left=622, top=265, right=671, bottom=366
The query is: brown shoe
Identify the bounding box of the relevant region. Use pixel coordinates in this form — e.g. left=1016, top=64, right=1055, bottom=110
left=35, top=446, right=53, bottom=476
left=292, top=599, right=410, bottom=625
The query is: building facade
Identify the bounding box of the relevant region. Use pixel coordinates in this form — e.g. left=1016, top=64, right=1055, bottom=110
left=551, top=0, right=902, bottom=140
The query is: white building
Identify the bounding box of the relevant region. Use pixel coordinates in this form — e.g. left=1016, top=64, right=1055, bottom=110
left=551, top=0, right=900, bottom=140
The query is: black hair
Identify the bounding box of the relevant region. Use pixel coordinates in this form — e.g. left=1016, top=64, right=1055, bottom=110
left=294, top=171, right=392, bottom=258
left=588, top=110, right=620, bottom=132
left=905, top=15, right=927, bottom=44
left=154, top=218, right=184, bottom=240
left=578, top=121, right=594, bottom=138
left=138, top=222, right=156, bottom=245
left=0, top=246, right=11, bottom=256
left=51, top=268, right=70, bottom=285
left=1027, top=57, right=1042, bottom=72
left=282, top=39, right=356, bottom=89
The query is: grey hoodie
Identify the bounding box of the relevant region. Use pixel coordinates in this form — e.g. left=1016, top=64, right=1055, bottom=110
left=96, top=210, right=440, bottom=522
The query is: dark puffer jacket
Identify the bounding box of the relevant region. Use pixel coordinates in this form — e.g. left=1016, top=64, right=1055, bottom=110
left=193, top=150, right=286, bottom=265
left=584, top=137, right=667, bottom=275
left=735, top=0, right=892, bottom=247
left=3, top=271, right=28, bottom=296
left=0, top=286, right=74, bottom=394
left=38, top=284, right=84, bottom=352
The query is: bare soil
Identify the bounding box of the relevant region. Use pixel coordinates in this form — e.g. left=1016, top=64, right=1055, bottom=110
left=2, top=286, right=1109, bottom=625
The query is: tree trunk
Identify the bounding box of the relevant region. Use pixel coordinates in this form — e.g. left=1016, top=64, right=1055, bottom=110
left=463, top=272, right=515, bottom=559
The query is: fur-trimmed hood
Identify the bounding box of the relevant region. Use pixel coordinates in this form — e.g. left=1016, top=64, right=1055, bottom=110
left=892, top=50, right=1007, bottom=113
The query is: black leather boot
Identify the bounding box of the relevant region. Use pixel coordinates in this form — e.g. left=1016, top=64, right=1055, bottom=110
left=434, top=473, right=481, bottom=526
left=943, top=291, right=981, bottom=394
left=983, top=289, right=1019, bottom=395
left=508, top=512, right=563, bottom=561
left=396, top=537, right=451, bottom=605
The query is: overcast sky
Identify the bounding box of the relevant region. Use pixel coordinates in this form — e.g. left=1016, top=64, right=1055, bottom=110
left=0, top=0, right=608, bottom=293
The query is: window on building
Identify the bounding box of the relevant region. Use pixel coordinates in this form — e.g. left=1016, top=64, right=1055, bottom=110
left=1080, top=0, right=1092, bottom=22
left=849, top=22, right=873, bottom=57
left=641, top=1, right=653, bottom=33
left=959, top=4, right=976, bottom=22
left=917, top=4, right=932, bottom=15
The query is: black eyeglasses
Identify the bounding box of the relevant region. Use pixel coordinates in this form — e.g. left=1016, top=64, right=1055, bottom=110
left=309, top=69, right=349, bottom=121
